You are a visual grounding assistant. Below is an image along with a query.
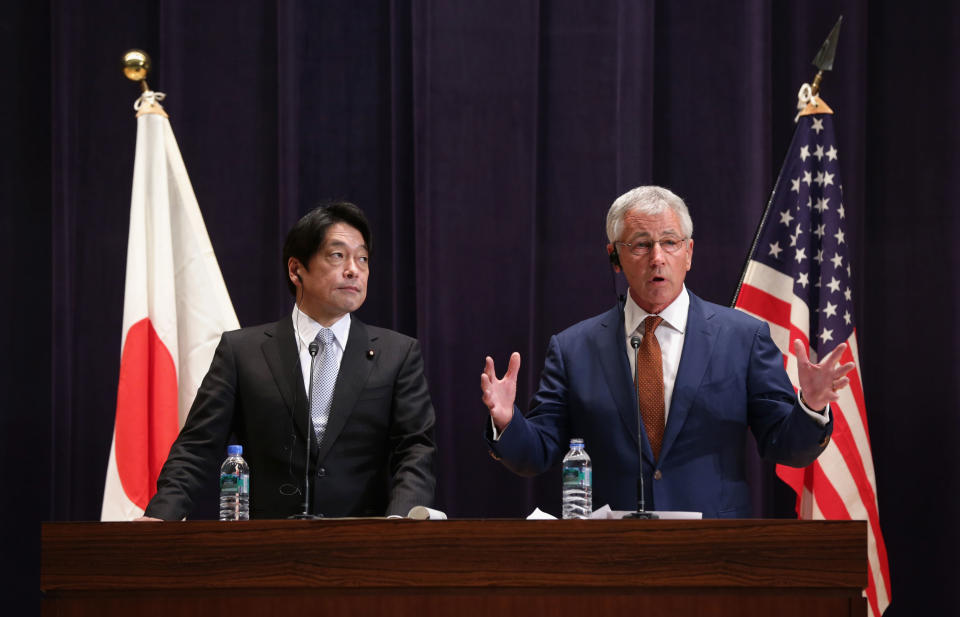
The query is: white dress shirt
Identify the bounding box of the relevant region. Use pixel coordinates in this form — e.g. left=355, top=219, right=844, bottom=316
left=292, top=305, right=351, bottom=394
left=623, top=286, right=689, bottom=425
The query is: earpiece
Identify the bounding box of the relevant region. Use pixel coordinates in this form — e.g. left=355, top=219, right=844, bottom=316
left=609, top=249, right=621, bottom=268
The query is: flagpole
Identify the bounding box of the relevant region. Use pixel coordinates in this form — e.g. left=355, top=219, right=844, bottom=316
left=729, top=16, right=843, bottom=307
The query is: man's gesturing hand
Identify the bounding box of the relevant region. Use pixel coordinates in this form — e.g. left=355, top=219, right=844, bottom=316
left=481, top=352, right=521, bottom=432
left=794, top=340, right=856, bottom=412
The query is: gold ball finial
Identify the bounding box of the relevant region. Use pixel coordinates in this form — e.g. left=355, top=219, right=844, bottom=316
left=122, top=49, right=151, bottom=83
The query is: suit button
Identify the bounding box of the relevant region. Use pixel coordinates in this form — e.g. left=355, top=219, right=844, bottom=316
left=316, top=467, right=326, bottom=478
left=653, top=470, right=662, bottom=480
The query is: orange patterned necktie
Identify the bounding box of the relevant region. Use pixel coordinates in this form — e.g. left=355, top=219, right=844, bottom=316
left=636, top=315, right=665, bottom=461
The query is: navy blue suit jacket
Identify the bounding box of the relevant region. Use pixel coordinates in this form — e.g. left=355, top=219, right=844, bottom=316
left=488, top=291, right=832, bottom=518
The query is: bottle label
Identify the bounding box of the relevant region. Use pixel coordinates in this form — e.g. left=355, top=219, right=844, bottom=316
left=562, top=466, right=591, bottom=487
left=220, top=473, right=250, bottom=494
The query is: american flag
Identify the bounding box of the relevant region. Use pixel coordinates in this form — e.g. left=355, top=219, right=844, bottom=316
left=733, top=104, right=890, bottom=616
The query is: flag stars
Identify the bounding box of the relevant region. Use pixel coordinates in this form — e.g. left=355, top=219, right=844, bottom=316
left=791, top=177, right=801, bottom=193
left=814, top=171, right=825, bottom=187
left=822, top=171, right=835, bottom=186
left=814, top=197, right=830, bottom=213
left=843, top=311, right=852, bottom=325
left=844, top=287, right=852, bottom=301
left=830, top=253, right=843, bottom=269
left=814, top=144, right=825, bottom=161
left=814, top=223, right=826, bottom=239
left=846, top=264, right=851, bottom=277
left=834, top=228, right=846, bottom=244
left=812, top=117, right=825, bottom=134
left=826, top=145, right=838, bottom=161
left=779, top=209, right=794, bottom=226
left=824, top=301, right=838, bottom=318
left=819, top=327, right=834, bottom=343
left=838, top=204, right=845, bottom=219
left=803, top=171, right=813, bottom=186
left=797, top=272, right=809, bottom=288
left=794, top=247, right=807, bottom=263
left=827, top=277, right=841, bottom=293
left=789, top=233, right=798, bottom=247
left=814, top=249, right=824, bottom=264
left=800, top=145, right=810, bottom=161
left=795, top=223, right=804, bottom=237
left=768, top=242, right=783, bottom=259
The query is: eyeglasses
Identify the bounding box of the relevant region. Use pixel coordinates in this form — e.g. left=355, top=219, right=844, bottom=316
left=615, top=236, right=687, bottom=257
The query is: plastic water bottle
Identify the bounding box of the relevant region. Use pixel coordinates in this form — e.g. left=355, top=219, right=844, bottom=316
left=219, top=444, right=250, bottom=521
left=561, top=438, right=592, bottom=519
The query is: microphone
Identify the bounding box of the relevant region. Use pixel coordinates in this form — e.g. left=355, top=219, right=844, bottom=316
left=625, top=334, right=657, bottom=519
left=290, top=340, right=323, bottom=519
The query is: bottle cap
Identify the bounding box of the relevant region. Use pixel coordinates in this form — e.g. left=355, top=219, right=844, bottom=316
left=227, top=444, right=243, bottom=456
left=569, top=438, right=584, bottom=447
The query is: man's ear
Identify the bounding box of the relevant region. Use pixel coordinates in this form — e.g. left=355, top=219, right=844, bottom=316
left=288, top=257, right=303, bottom=284
left=607, top=243, right=621, bottom=272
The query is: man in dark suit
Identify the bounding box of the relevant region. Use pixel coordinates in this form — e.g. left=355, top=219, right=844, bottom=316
left=481, top=186, right=853, bottom=517
left=141, top=202, right=436, bottom=520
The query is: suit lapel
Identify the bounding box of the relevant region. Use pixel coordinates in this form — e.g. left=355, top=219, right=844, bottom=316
left=660, top=292, right=717, bottom=462
left=315, top=317, right=375, bottom=463
left=595, top=305, right=644, bottom=456
left=262, top=316, right=311, bottom=442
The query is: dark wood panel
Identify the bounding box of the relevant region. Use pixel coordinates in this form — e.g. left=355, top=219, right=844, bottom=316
left=42, top=519, right=866, bottom=594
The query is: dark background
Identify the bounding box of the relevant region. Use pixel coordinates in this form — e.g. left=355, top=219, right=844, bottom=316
left=2, top=1, right=957, bottom=615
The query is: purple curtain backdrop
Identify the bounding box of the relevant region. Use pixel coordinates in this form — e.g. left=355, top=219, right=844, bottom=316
left=2, top=1, right=958, bottom=615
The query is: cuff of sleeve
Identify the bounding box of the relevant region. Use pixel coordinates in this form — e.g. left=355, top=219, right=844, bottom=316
left=798, top=390, right=831, bottom=426
left=490, top=416, right=503, bottom=441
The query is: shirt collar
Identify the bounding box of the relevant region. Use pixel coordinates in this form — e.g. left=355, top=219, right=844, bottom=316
left=623, top=285, right=689, bottom=337
left=291, top=305, right=351, bottom=352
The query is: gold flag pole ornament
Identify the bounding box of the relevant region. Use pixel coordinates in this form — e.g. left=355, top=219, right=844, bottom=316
left=795, top=16, right=842, bottom=121
left=123, top=49, right=168, bottom=118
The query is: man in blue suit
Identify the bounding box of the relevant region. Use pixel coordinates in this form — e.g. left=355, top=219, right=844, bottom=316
left=481, top=186, right=854, bottom=517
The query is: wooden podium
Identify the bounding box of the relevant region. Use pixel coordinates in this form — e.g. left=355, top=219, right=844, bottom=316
left=42, top=519, right=867, bottom=616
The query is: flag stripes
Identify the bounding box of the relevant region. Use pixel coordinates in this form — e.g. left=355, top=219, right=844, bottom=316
left=733, top=106, right=890, bottom=615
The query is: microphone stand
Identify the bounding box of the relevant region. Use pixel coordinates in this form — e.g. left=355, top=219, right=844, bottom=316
left=290, top=341, right=323, bottom=519
left=625, top=335, right=658, bottom=519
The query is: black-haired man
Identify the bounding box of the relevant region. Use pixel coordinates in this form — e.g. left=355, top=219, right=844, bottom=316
left=142, top=202, right=436, bottom=519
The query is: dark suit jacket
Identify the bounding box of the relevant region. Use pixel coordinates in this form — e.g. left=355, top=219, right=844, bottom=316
left=146, top=315, right=436, bottom=519
left=488, top=291, right=832, bottom=518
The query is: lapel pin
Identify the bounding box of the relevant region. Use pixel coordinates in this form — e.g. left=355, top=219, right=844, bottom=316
left=367, top=349, right=375, bottom=359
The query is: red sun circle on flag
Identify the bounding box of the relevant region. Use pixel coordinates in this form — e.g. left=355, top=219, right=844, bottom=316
left=114, top=318, right=179, bottom=510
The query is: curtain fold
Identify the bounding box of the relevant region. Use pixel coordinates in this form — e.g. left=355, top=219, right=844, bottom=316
left=3, top=2, right=958, bottom=614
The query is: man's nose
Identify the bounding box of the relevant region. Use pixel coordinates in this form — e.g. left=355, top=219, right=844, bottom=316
left=343, top=257, right=359, bottom=277
left=648, top=240, right=667, bottom=262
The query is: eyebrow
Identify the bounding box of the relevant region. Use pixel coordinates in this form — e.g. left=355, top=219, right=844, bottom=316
left=626, top=230, right=681, bottom=241
left=325, top=240, right=369, bottom=251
